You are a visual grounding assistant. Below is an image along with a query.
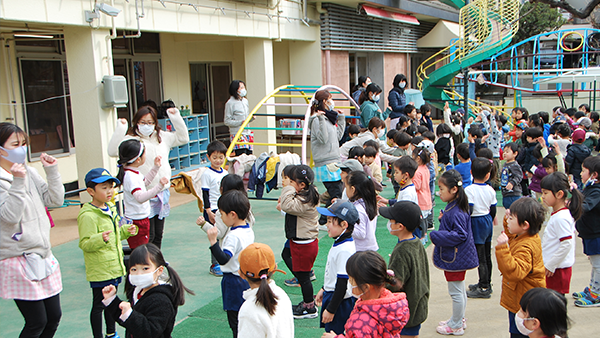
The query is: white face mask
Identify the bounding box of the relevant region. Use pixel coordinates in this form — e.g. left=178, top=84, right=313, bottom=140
left=399, top=82, right=406, bottom=89
left=138, top=124, right=155, bottom=137
left=129, top=268, right=159, bottom=289
left=373, top=94, right=380, bottom=102
left=377, top=129, right=385, bottom=138
left=351, top=285, right=364, bottom=299
left=386, top=220, right=394, bottom=233
left=515, top=315, right=534, bottom=336
left=0, top=145, right=27, bottom=164
left=239, top=89, right=247, bottom=97
left=327, top=100, right=335, bottom=111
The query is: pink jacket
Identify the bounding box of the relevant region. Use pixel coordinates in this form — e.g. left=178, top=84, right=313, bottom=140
left=336, top=288, right=410, bottom=338
left=413, top=165, right=432, bottom=211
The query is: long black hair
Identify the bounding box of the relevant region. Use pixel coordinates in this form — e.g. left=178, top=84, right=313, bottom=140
left=116, top=139, right=145, bottom=185
left=244, top=271, right=278, bottom=316
left=519, top=288, right=570, bottom=338
left=288, top=165, right=319, bottom=207
left=540, top=172, right=583, bottom=220
left=358, top=83, right=382, bottom=105
left=412, top=146, right=430, bottom=166
left=229, top=80, right=246, bottom=100
left=352, top=76, right=370, bottom=93
left=439, top=169, right=469, bottom=213
left=346, top=251, right=402, bottom=293
left=346, top=171, right=377, bottom=221
left=220, top=174, right=247, bottom=196
left=392, top=74, right=407, bottom=93
left=125, top=243, right=194, bottom=307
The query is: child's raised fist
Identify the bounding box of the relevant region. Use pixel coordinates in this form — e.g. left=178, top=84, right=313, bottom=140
left=102, top=285, right=117, bottom=300
left=496, top=232, right=509, bottom=247
left=119, top=301, right=132, bottom=316
left=196, top=215, right=206, bottom=227
left=154, top=156, right=162, bottom=167
left=207, top=226, right=218, bottom=245
left=10, top=163, right=26, bottom=178
left=160, top=177, right=169, bottom=187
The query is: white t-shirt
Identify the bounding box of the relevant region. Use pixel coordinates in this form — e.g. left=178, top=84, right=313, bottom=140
left=201, top=166, right=228, bottom=210
left=542, top=209, right=576, bottom=272
left=123, top=169, right=150, bottom=219
left=221, top=224, right=255, bottom=275
left=396, top=184, right=419, bottom=205
left=238, top=281, right=294, bottom=338
left=465, top=183, right=497, bottom=217
left=323, top=237, right=355, bottom=299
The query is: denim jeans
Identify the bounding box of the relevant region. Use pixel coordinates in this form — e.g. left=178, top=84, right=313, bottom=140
left=447, top=281, right=467, bottom=329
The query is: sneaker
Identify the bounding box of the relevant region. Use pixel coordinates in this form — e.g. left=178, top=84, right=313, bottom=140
left=310, top=270, right=316, bottom=281
left=467, top=287, right=491, bottom=299
left=436, top=323, right=464, bottom=335
left=574, top=293, right=600, bottom=307
left=285, top=277, right=300, bottom=287
left=467, top=283, right=479, bottom=292
left=209, top=264, right=223, bottom=277
left=105, top=333, right=120, bottom=338
left=572, top=287, right=590, bottom=299
left=293, top=301, right=318, bottom=319
left=438, top=318, right=467, bottom=330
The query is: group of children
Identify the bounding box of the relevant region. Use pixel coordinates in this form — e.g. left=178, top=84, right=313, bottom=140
left=68, top=99, right=600, bottom=338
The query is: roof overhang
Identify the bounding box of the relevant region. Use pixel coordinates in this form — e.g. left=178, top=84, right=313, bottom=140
left=359, top=4, right=420, bottom=25
left=417, top=20, right=460, bottom=48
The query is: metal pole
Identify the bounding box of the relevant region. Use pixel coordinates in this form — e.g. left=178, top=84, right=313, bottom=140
left=464, top=69, right=469, bottom=117
left=594, top=80, right=597, bottom=112
left=572, top=81, right=575, bottom=108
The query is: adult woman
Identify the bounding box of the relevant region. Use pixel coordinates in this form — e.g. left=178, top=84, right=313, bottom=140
left=359, top=83, right=384, bottom=128
left=224, top=80, right=253, bottom=156
left=308, top=90, right=346, bottom=223
left=388, top=74, right=408, bottom=130
left=351, top=76, right=371, bottom=105
left=108, top=106, right=189, bottom=249
left=0, top=122, right=65, bottom=337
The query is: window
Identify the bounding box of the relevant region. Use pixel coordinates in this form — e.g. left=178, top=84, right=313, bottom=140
left=18, top=58, right=74, bottom=156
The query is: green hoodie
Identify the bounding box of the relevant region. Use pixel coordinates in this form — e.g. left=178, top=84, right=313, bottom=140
left=77, top=202, right=136, bottom=282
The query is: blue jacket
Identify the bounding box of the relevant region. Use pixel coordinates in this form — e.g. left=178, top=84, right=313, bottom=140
left=388, top=89, right=406, bottom=119
left=430, top=201, right=478, bottom=271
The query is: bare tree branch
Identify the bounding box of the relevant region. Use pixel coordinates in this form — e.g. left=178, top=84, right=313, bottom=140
left=531, top=0, right=600, bottom=19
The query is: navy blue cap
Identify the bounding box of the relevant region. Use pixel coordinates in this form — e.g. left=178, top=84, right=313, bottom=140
left=84, top=168, right=120, bottom=185
left=317, top=199, right=359, bottom=226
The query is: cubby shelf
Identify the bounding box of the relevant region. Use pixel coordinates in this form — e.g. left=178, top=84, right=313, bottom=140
left=158, top=114, right=210, bottom=174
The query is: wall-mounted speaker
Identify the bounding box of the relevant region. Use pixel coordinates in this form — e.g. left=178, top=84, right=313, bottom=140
left=103, top=75, right=129, bottom=108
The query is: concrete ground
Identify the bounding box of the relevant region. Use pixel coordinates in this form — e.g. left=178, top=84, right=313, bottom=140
left=1, top=180, right=597, bottom=337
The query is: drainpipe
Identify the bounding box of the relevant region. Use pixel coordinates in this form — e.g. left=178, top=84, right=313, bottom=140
left=1, top=36, right=17, bottom=122
left=302, top=0, right=321, bottom=26
left=122, top=0, right=142, bottom=38
left=325, top=50, right=331, bottom=84
left=315, top=2, right=327, bottom=14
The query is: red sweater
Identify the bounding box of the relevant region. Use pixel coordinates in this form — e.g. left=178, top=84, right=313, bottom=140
left=336, top=288, right=410, bottom=338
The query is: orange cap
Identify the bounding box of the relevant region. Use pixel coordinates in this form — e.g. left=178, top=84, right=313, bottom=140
left=239, top=243, right=285, bottom=279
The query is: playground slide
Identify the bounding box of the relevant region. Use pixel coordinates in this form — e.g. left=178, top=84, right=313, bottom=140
left=417, top=0, right=520, bottom=111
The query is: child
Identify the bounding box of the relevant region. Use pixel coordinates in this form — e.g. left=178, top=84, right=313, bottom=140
left=201, top=140, right=229, bottom=276
left=237, top=243, right=294, bottom=338
left=322, top=251, right=410, bottom=338
left=430, top=170, right=478, bottom=336
left=540, top=172, right=582, bottom=295
left=102, top=244, right=194, bottom=338
left=516, top=288, right=570, bottom=338
left=200, top=190, right=255, bottom=337
left=315, top=200, right=359, bottom=334
left=548, top=123, right=571, bottom=155
left=501, top=143, right=523, bottom=209
left=116, top=139, right=169, bottom=250
left=420, top=103, right=434, bottom=132
left=517, top=128, right=542, bottom=196
left=565, top=129, right=591, bottom=190
left=279, top=165, right=320, bottom=319
left=496, top=197, right=546, bottom=338
left=381, top=201, right=430, bottom=336
left=412, top=146, right=432, bottom=241
left=465, top=158, right=497, bottom=299
left=345, top=171, right=378, bottom=251
left=335, top=159, right=364, bottom=200
left=528, top=144, right=549, bottom=200
left=435, top=123, right=454, bottom=174
left=196, top=174, right=256, bottom=249
left=387, top=131, right=412, bottom=195
left=348, top=124, right=360, bottom=140
left=454, top=143, right=472, bottom=188
left=590, top=111, right=599, bottom=134
left=364, top=146, right=382, bottom=187
left=573, top=156, right=600, bottom=307
left=78, top=168, right=138, bottom=338
left=377, top=157, right=419, bottom=215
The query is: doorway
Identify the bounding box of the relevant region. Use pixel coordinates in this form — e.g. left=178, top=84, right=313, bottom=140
left=190, top=63, right=232, bottom=143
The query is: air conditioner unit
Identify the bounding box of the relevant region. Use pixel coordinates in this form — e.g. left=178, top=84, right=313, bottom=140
left=103, top=75, right=128, bottom=108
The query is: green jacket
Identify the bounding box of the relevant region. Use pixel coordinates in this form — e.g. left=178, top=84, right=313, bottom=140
left=360, top=100, right=385, bottom=128
left=77, top=202, right=136, bottom=282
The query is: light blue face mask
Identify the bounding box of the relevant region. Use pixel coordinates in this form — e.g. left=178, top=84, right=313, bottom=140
left=0, top=145, right=27, bottom=164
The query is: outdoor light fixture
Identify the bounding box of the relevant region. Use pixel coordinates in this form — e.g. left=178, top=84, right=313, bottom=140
left=13, top=34, right=54, bottom=39
left=85, top=3, right=121, bottom=23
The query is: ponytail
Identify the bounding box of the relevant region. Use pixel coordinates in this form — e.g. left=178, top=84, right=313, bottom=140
left=440, top=170, right=469, bottom=213
left=165, top=264, right=196, bottom=307
left=289, top=165, right=319, bottom=206
left=247, top=272, right=278, bottom=316
left=540, top=172, right=583, bottom=220
left=116, top=139, right=144, bottom=186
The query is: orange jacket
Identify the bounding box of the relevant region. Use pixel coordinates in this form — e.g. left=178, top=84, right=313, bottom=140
left=495, top=218, right=546, bottom=313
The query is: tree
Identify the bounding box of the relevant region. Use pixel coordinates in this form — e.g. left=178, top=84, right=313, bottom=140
left=513, top=2, right=567, bottom=53
left=531, top=0, right=600, bottom=19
